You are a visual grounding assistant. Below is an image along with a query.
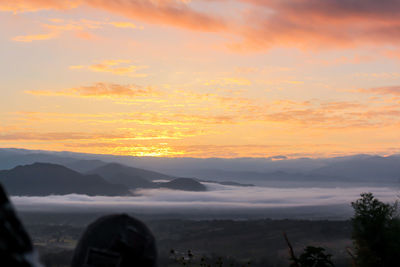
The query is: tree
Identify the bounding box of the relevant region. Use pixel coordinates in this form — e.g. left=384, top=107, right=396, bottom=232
left=296, top=246, right=334, bottom=267
left=351, top=192, right=400, bottom=267
left=284, top=233, right=334, bottom=267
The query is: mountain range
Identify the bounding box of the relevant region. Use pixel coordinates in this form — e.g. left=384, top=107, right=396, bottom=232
left=0, top=161, right=208, bottom=196
left=87, top=162, right=171, bottom=188
left=0, top=163, right=130, bottom=196
left=0, top=148, right=399, bottom=190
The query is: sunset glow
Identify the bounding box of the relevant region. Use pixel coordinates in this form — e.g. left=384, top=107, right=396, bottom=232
left=1, top=0, right=400, bottom=158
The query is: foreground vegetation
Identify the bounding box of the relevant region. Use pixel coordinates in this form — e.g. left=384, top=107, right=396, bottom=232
left=24, top=216, right=351, bottom=266
left=21, top=193, right=399, bottom=267
left=166, top=193, right=399, bottom=267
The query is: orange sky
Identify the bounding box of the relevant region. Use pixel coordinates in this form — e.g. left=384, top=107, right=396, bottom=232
left=1, top=0, right=400, bottom=158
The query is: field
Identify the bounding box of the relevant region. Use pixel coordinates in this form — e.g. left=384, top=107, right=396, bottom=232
left=20, top=212, right=353, bottom=267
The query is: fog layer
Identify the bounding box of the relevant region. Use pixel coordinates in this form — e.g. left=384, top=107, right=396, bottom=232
left=11, top=183, right=398, bottom=217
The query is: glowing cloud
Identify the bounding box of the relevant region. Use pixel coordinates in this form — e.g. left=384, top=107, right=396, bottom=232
left=4, top=0, right=400, bottom=50
left=358, top=86, right=400, bottom=96
left=0, top=0, right=80, bottom=13
left=84, top=60, right=148, bottom=76
left=12, top=32, right=57, bottom=42
left=2, top=0, right=400, bottom=158
left=26, top=82, right=158, bottom=98
left=108, top=21, right=142, bottom=29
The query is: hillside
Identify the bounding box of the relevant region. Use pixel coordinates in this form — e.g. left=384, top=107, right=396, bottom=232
left=2, top=149, right=400, bottom=188
left=64, top=159, right=107, bottom=173
left=87, top=163, right=172, bottom=188
left=0, top=163, right=130, bottom=196
left=310, top=155, right=400, bottom=182
left=158, top=178, right=207, bottom=191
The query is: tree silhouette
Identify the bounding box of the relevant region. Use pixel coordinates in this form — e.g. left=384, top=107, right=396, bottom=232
left=351, top=192, right=400, bottom=267
left=294, top=246, right=334, bottom=267
left=284, top=232, right=334, bottom=267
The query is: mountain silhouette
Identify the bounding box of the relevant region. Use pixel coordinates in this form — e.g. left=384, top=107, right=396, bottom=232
left=310, top=155, right=400, bottom=182
left=2, top=148, right=399, bottom=188
left=87, top=163, right=172, bottom=189
left=158, top=178, right=207, bottom=191
left=0, top=163, right=130, bottom=196
left=65, top=159, right=107, bottom=173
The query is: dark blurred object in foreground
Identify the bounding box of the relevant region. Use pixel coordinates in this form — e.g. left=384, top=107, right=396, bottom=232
left=71, top=214, right=157, bottom=267
left=0, top=184, right=43, bottom=267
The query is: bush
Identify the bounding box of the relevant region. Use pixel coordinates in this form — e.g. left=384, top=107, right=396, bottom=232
left=293, top=246, right=334, bottom=267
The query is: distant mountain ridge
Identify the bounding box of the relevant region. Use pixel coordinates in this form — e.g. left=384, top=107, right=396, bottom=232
left=1, top=148, right=400, bottom=188
left=65, top=159, right=106, bottom=173
left=0, top=162, right=208, bottom=196
left=88, top=162, right=172, bottom=181
left=86, top=162, right=172, bottom=189
left=157, top=178, right=207, bottom=191
left=310, top=155, right=400, bottom=182
left=0, top=163, right=130, bottom=196
left=87, top=163, right=207, bottom=191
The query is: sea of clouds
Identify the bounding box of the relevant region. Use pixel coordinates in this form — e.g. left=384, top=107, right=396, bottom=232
left=10, top=183, right=399, bottom=217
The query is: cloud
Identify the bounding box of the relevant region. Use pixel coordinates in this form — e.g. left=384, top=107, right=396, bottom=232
left=0, top=0, right=79, bottom=13
left=260, top=106, right=400, bottom=129
left=0, top=130, right=196, bottom=142
left=12, top=21, right=88, bottom=42
left=25, top=82, right=159, bottom=98
left=12, top=83, right=400, bottom=158
left=84, top=0, right=227, bottom=32
left=358, top=86, right=400, bottom=96
left=233, top=0, right=400, bottom=50
left=121, top=113, right=236, bottom=126
left=108, top=21, right=142, bottom=29
left=12, top=32, right=57, bottom=42
left=72, top=59, right=148, bottom=77
left=4, top=0, right=400, bottom=50
left=10, top=110, right=236, bottom=128
left=110, top=144, right=186, bottom=157
left=0, top=0, right=226, bottom=32
left=10, top=184, right=398, bottom=216
left=20, top=86, right=400, bottom=129
left=242, top=0, right=400, bottom=20
left=203, top=77, right=252, bottom=86
left=0, top=131, right=121, bottom=141
left=63, top=18, right=143, bottom=30
left=11, top=18, right=142, bottom=42
left=384, top=49, right=400, bottom=60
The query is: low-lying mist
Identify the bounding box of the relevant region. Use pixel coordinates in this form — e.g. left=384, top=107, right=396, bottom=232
left=10, top=183, right=398, bottom=219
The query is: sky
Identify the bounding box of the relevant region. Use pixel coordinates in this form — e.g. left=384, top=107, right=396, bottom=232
left=1, top=0, right=400, bottom=158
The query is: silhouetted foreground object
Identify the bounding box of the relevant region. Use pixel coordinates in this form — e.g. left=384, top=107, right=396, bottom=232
left=0, top=184, right=43, bottom=267
left=71, top=214, right=157, bottom=267
left=295, top=246, right=334, bottom=267
left=351, top=192, right=400, bottom=267
left=284, top=232, right=334, bottom=267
